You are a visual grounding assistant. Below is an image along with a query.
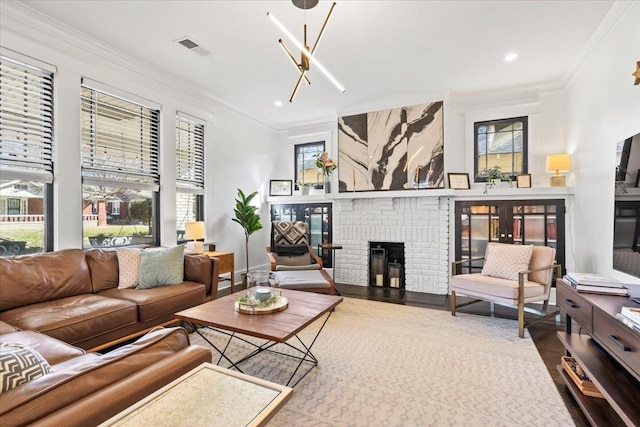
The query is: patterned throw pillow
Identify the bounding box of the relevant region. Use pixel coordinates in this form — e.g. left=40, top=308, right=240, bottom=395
left=0, top=343, right=52, bottom=393
left=481, top=243, right=534, bottom=281
left=136, top=245, right=185, bottom=289
left=116, top=247, right=142, bottom=289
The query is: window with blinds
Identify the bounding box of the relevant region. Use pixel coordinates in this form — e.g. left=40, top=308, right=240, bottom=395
left=0, top=55, right=54, bottom=256
left=81, top=86, right=160, bottom=190
left=0, top=56, right=54, bottom=183
left=176, top=114, right=204, bottom=193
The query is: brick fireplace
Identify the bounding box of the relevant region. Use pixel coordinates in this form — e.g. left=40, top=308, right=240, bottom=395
left=332, top=196, right=449, bottom=295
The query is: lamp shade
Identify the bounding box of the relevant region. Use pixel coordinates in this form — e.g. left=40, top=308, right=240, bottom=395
left=545, top=154, right=570, bottom=173
left=184, top=221, right=205, bottom=240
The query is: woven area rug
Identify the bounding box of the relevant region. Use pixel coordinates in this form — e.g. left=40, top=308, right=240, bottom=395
left=190, top=297, right=574, bottom=427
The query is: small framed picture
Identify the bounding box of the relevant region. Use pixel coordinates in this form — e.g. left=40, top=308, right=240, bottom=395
left=635, top=169, right=640, bottom=187
left=269, top=179, right=292, bottom=196
left=447, top=173, right=470, bottom=190
left=516, top=173, right=532, bottom=188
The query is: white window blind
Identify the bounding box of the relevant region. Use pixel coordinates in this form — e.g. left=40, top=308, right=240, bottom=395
left=176, top=114, right=204, bottom=194
left=81, top=85, right=160, bottom=191
left=0, top=56, right=54, bottom=183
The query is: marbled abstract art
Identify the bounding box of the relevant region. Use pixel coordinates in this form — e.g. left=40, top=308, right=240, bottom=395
left=337, top=102, right=444, bottom=192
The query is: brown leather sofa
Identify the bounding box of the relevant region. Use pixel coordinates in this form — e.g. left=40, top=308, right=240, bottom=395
left=0, top=325, right=212, bottom=427
left=0, top=248, right=220, bottom=350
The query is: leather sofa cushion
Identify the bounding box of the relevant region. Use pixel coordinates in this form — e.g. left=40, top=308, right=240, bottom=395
left=99, top=281, right=206, bottom=322
left=0, top=321, right=20, bottom=335
left=0, top=327, right=193, bottom=426
left=84, top=248, right=120, bottom=293
left=0, top=295, right=137, bottom=347
left=0, top=249, right=92, bottom=311
left=0, top=331, right=85, bottom=366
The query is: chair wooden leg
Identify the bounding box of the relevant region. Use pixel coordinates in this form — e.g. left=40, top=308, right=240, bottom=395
left=542, top=299, right=549, bottom=315
left=518, top=300, right=525, bottom=338
left=450, top=291, right=457, bottom=316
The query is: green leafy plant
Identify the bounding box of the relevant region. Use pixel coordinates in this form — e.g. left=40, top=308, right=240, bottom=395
left=231, top=189, right=263, bottom=275
left=480, top=166, right=512, bottom=193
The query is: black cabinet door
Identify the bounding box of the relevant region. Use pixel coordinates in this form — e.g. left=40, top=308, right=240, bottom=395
left=454, top=199, right=565, bottom=276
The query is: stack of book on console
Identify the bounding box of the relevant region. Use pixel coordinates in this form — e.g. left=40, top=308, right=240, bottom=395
left=563, top=272, right=629, bottom=296
left=616, top=306, right=640, bottom=332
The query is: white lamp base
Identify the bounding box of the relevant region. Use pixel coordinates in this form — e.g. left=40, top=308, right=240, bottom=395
left=186, top=241, right=204, bottom=253
left=549, top=175, right=566, bottom=187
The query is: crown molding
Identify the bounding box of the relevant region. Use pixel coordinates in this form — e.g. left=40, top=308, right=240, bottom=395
left=0, top=1, right=281, bottom=132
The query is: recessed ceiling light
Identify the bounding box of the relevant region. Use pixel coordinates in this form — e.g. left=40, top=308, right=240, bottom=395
left=505, top=53, right=518, bottom=62
left=274, top=100, right=283, bottom=107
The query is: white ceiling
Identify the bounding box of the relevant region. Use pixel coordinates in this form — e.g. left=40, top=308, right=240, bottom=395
left=17, top=0, right=615, bottom=130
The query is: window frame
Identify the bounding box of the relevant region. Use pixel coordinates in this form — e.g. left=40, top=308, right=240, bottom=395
left=0, top=54, right=55, bottom=254
left=80, top=82, right=160, bottom=248
left=474, top=116, right=528, bottom=182
left=294, top=141, right=325, bottom=190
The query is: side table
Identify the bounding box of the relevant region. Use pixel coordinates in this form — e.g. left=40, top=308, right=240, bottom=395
left=203, top=251, right=235, bottom=295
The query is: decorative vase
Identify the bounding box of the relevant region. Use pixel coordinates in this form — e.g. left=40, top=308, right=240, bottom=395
left=324, top=176, right=331, bottom=194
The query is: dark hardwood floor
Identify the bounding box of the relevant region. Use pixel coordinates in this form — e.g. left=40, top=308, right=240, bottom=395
left=334, top=283, right=589, bottom=427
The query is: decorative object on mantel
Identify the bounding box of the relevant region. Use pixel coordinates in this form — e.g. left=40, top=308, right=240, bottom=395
left=480, top=166, right=513, bottom=193
left=269, top=179, right=293, bottom=196
left=267, top=1, right=344, bottom=102
left=516, top=173, right=532, bottom=188
left=633, top=60, right=640, bottom=85
left=296, top=180, right=315, bottom=195
left=447, top=173, right=470, bottom=190
left=545, top=153, right=570, bottom=187
left=338, top=101, right=444, bottom=192
left=315, top=151, right=336, bottom=193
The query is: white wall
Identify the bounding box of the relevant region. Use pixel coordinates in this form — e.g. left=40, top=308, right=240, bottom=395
left=566, top=1, right=640, bottom=283
left=1, top=5, right=280, bottom=284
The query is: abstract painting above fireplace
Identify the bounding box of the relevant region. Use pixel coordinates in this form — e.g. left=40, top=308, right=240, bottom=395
left=337, top=101, right=444, bottom=192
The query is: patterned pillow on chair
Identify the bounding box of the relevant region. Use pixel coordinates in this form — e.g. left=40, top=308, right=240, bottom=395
left=273, top=221, right=310, bottom=255
left=0, top=343, right=52, bottom=393
left=481, top=242, right=534, bottom=281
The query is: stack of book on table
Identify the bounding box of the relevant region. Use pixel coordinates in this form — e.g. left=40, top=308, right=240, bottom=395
left=616, top=306, right=640, bottom=332
left=563, top=272, right=629, bottom=296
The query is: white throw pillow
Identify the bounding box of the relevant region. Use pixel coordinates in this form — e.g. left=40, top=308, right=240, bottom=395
left=481, top=243, right=534, bottom=281
left=116, top=247, right=142, bottom=289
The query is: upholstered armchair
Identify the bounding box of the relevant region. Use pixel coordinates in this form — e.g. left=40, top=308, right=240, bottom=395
left=450, top=242, right=561, bottom=338
left=266, top=221, right=323, bottom=271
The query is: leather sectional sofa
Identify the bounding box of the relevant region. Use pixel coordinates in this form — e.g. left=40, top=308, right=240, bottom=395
left=0, top=325, right=212, bottom=426
left=0, top=248, right=220, bottom=351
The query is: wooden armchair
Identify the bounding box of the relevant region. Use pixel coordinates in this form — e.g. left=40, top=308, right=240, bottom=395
left=450, top=242, right=561, bottom=338
left=266, top=221, right=323, bottom=271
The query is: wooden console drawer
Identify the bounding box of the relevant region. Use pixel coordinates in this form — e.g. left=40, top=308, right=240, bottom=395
left=557, top=280, right=593, bottom=334
left=593, top=307, right=640, bottom=379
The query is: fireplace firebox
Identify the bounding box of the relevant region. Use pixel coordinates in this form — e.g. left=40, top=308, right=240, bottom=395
left=369, top=242, right=405, bottom=289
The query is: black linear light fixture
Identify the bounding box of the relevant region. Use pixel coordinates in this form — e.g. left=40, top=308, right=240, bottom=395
left=267, top=0, right=345, bottom=102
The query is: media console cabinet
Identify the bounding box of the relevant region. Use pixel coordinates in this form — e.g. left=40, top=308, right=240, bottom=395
left=557, top=279, right=640, bottom=426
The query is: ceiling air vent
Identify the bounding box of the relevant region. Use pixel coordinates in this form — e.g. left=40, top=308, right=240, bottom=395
left=175, top=37, right=210, bottom=56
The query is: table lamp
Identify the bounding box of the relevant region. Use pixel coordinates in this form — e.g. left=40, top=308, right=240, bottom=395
left=184, top=221, right=205, bottom=253
left=545, top=154, right=570, bottom=187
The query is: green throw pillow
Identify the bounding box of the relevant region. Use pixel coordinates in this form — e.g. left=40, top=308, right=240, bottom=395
left=136, top=245, right=185, bottom=289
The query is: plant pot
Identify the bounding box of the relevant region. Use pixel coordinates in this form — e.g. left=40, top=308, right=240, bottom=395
left=300, top=186, right=310, bottom=195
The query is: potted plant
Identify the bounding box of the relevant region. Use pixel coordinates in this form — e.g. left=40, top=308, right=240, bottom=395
left=231, top=189, right=263, bottom=287
left=296, top=180, right=315, bottom=195
left=481, top=166, right=512, bottom=193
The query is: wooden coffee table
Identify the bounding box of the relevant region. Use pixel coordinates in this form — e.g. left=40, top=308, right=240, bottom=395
left=175, top=289, right=343, bottom=387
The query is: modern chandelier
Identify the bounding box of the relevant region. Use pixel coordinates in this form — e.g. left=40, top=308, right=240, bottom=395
left=267, top=0, right=345, bottom=102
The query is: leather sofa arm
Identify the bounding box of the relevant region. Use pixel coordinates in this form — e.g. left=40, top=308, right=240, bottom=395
left=184, top=254, right=214, bottom=297
left=29, top=345, right=212, bottom=427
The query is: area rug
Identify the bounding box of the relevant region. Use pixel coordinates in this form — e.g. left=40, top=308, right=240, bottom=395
left=190, top=297, right=574, bottom=427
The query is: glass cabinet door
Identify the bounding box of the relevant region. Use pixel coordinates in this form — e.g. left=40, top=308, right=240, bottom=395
left=456, top=202, right=502, bottom=273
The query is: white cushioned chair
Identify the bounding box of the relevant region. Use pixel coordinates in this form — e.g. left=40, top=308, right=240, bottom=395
left=266, top=221, right=323, bottom=271
left=450, top=242, right=561, bottom=338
